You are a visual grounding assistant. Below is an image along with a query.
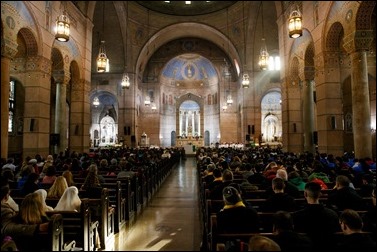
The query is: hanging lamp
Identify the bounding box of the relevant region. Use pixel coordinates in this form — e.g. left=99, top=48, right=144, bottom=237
left=225, top=8, right=233, bottom=106
left=258, top=2, right=269, bottom=70
left=97, top=2, right=109, bottom=72
left=241, top=2, right=249, bottom=88
left=121, top=2, right=131, bottom=89
left=144, top=10, right=151, bottom=106
left=288, top=4, right=303, bottom=39
left=55, top=2, right=70, bottom=42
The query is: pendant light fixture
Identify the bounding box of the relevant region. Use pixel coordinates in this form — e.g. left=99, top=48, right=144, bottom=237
left=93, top=81, right=100, bottom=107
left=97, top=1, right=109, bottom=73
left=144, top=10, right=151, bottom=106
left=121, top=2, right=131, bottom=89
left=55, top=2, right=70, bottom=42
left=288, top=3, right=303, bottom=39
left=225, top=8, right=233, bottom=106
left=241, top=2, right=250, bottom=88
left=258, top=2, right=269, bottom=70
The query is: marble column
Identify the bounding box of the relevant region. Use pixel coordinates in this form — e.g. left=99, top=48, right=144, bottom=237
left=349, top=51, right=372, bottom=158
left=197, top=111, right=201, bottom=136
left=192, top=111, right=195, bottom=134
left=343, top=30, right=373, bottom=159
left=185, top=112, right=188, bottom=134
left=52, top=71, right=70, bottom=154
left=303, top=80, right=315, bottom=153
left=179, top=111, right=182, bottom=136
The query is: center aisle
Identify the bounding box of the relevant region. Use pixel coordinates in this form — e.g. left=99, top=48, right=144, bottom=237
left=113, top=156, right=202, bottom=251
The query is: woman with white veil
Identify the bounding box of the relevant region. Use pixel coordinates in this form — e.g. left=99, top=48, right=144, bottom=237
left=34, top=189, right=54, bottom=211
left=54, top=186, right=81, bottom=212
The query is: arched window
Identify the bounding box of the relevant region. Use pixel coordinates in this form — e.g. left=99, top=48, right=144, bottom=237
left=268, top=56, right=281, bottom=71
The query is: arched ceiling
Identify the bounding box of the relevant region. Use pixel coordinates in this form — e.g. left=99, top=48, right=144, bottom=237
left=180, top=100, right=200, bottom=110
left=135, top=1, right=236, bottom=16
left=162, top=54, right=217, bottom=81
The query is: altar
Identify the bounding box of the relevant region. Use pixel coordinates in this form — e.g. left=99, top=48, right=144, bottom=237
left=177, top=136, right=204, bottom=155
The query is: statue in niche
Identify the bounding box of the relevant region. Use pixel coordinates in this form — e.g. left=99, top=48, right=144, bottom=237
left=188, top=125, right=192, bottom=136
left=187, top=64, right=193, bottom=78
left=345, top=113, right=352, bottom=132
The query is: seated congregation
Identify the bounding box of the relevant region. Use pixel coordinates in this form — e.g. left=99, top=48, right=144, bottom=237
left=1, top=147, right=181, bottom=251
left=197, top=146, right=376, bottom=251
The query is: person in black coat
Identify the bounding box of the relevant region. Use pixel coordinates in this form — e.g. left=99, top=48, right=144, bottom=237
left=216, top=186, right=260, bottom=233
left=336, top=209, right=376, bottom=252
left=262, top=177, right=297, bottom=212
left=292, top=182, right=340, bottom=251
left=207, top=168, right=223, bottom=191
left=272, top=211, right=313, bottom=252
left=327, top=175, right=365, bottom=211
left=209, top=169, right=234, bottom=200
left=21, top=173, right=40, bottom=196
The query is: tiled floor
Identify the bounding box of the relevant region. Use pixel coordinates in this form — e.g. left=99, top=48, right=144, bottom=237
left=107, top=157, right=202, bottom=251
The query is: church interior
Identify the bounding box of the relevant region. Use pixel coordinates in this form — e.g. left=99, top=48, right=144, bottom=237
left=1, top=1, right=376, bottom=162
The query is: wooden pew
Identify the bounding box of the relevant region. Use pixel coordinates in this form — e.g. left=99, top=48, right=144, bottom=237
left=22, top=213, right=65, bottom=252
left=79, top=187, right=115, bottom=250
left=209, top=214, right=277, bottom=251
left=46, top=198, right=98, bottom=251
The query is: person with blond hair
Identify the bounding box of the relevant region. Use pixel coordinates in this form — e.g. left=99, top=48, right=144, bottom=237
left=248, top=235, right=281, bottom=251
left=62, top=170, right=75, bottom=187
left=17, top=192, right=49, bottom=225
left=1, top=182, right=49, bottom=240
left=12, top=192, right=51, bottom=251
left=47, top=176, right=68, bottom=198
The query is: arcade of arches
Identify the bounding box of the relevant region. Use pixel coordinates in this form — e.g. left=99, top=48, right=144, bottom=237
left=1, top=1, right=376, bottom=161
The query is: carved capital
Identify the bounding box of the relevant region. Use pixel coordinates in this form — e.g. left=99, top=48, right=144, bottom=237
left=52, top=70, right=71, bottom=84
left=1, top=39, right=18, bottom=59
left=343, top=30, right=374, bottom=54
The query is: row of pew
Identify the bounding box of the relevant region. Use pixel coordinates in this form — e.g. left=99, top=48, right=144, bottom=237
left=9, top=153, right=181, bottom=251
left=197, top=170, right=373, bottom=251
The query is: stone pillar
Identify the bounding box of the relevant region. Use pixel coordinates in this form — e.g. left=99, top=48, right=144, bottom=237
left=197, top=110, right=201, bottom=136
left=192, top=111, right=195, bottom=134
left=303, top=80, right=315, bottom=153
left=343, top=30, right=373, bottom=159
left=52, top=71, right=70, bottom=154
left=69, top=79, right=91, bottom=154
left=179, top=111, right=182, bottom=136
left=1, top=43, right=17, bottom=159
left=185, top=112, right=188, bottom=134
left=1, top=56, right=11, bottom=159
